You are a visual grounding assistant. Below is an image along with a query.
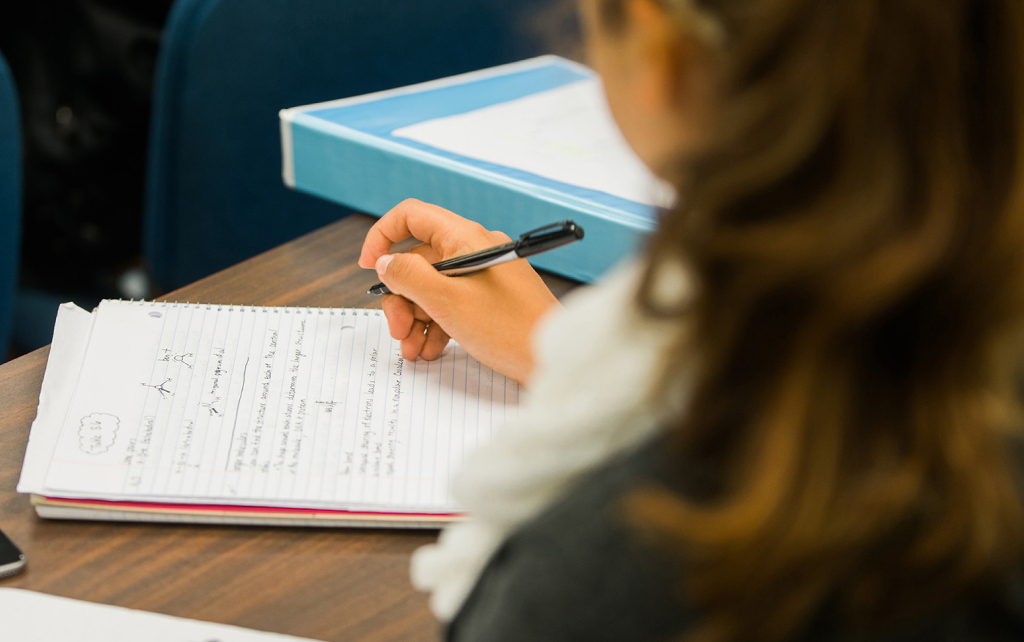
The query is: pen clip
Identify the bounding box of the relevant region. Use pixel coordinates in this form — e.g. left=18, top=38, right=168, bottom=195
left=519, top=220, right=576, bottom=242
left=515, top=220, right=584, bottom=257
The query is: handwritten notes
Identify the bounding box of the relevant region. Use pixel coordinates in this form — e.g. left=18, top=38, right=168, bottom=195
left=40, top=301, right=518, bottom=514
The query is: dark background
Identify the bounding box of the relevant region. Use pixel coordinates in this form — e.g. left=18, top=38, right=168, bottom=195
left=0, top=0, right=579, bottom=361
left=1, top=1, right=174, bottom=357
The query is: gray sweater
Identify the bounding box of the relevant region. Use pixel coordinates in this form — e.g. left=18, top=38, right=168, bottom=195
left=447, top=436, right=1024, bottom=642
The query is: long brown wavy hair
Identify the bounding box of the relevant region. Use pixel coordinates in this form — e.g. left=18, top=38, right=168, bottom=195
left=605, top=1, right=1024, bottom=641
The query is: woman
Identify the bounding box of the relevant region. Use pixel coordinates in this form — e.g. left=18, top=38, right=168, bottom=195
left=359, top=1, right=1024, bottom=640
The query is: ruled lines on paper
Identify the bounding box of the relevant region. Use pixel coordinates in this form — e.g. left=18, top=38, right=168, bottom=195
left=42, top=301, right=519, bottom=513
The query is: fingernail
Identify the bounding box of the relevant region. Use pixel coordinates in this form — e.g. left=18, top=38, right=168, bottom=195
left=375, top=254, right=394, bottom=276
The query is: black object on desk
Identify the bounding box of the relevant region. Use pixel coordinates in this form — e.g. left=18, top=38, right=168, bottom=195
left=0, top=528, right=26, bottom=579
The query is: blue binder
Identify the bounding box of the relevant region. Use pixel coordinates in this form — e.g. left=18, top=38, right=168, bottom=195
left=279, top=56, right=660, bottom=282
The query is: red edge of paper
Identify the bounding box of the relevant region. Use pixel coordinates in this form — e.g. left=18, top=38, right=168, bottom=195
left=41, top=496, right=459, bottom=519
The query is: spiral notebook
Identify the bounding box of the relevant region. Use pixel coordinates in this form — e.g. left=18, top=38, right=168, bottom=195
left=18, top=300, right=519, bottom=528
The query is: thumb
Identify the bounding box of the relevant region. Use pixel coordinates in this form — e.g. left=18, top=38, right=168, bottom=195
left=376, top=253, right=453, bottom=309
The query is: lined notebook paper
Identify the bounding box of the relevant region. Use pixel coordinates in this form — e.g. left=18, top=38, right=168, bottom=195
left=19, top=300, right=518, bottom=522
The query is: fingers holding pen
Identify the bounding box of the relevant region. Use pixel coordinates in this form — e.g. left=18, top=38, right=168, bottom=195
left=360, top=201, right=561, bottom=383
left=381, top=294, right=433, bottom=340
left=381, top=282, right=448, bottom=362
left=401, top=320, right=429, bottom=361
left=398, top=319, right=450, bottom=362
left=421, top=323, right=451, bottom=361
left=381, top=294, right=416, bottom=341
left=358, top=199, right=491, bottom=268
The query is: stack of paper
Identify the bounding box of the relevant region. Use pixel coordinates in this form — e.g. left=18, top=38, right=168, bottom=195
left=18, top=301, right=519, bottom=528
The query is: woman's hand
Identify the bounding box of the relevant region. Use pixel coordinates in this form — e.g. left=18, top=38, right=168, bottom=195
left=358, top=199, right=559, bottom=385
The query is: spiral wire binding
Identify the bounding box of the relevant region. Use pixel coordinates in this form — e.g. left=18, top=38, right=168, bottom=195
left=103, top=297, right=381, bottom=317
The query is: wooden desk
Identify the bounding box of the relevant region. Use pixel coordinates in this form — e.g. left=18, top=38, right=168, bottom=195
left=0, top=214, right=578, bottom=641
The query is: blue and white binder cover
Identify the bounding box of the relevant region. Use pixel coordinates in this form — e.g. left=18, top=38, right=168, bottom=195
left=280, top=55, right=674, bottom=282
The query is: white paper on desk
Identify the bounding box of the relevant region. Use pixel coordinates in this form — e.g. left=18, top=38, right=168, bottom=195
left=1, top=589, right=322, bottom=642
left=391, top=78, right=677, bottom=209
left=17, top=303, right=95, bottom=495
left=35, top=300, right=517, bottom=513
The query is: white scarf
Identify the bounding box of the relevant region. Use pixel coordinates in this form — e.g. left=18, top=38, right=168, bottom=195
left=410, top=258, right=690, bottom=620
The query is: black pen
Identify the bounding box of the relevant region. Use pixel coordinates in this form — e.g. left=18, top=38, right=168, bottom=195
left=367, top=220, right=585, bottom=296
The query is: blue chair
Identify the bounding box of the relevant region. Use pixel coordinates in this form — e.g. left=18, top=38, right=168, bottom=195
left=0, top=51, right=21, bottom=359
left=145, top=0, right=563, bottom=290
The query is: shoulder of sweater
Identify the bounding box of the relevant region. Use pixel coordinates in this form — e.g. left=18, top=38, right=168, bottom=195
left=447, top=436, right=697, bottom=642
